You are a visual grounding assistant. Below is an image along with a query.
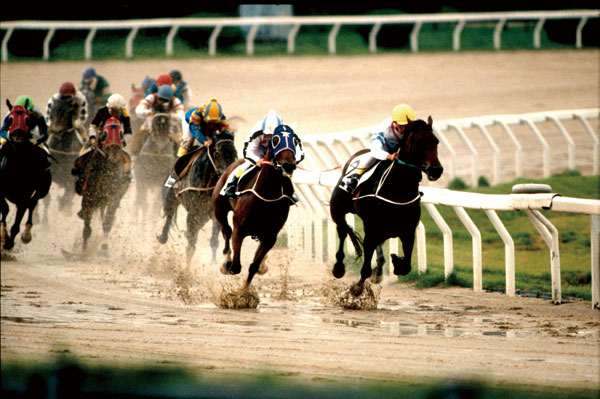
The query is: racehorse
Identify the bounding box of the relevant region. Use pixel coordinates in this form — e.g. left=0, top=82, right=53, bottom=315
left=329, top=117, right=443, bottom=296
left=45, top=100, right=84, bottom=215
left=212, top=125, right=298, bottom=289
left=132, top=113, right=177, bottom=223
left=73, top=117, right=130, bottom=255
left=157, top=134, right=238, bottom=264
left=1, top=100, right=52, bottom=251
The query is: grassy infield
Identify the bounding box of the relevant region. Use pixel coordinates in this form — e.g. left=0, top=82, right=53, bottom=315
left=2, top=17, right=599, bottom=398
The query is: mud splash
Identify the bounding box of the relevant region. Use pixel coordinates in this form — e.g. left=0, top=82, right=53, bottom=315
left=322, top=279, right=382, bottom=310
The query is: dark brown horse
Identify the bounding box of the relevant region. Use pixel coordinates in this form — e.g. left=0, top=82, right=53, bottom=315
left=212, top=125, right=298, bottom=289
left=73, top=117, right=130, bottom=255
left=132, top=113, right=177, bottom=223
left=157, top=134, right=238, bottom=263
left=0, top=101, right=52, bottom=251
left=329, top=117, right=443, bottom=296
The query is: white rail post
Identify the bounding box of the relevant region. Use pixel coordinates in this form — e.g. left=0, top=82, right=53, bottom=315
left=453, top=206, right=482, bottom=292
left=209, top=25, right=223, bottom=57
left=453, top=20, right=465, bottom=51
left=416, top=221, right=427, bottom=275
left=166, top=25, right=179, bottom=57
left=246, top=23, right=259, bottom=56
left=493, top=19, right=506, bottom=50
left=548, top=116, right=576, bottom=171
left=574, top=113, right=599, bottom=174
left=423, top=203, right=453, bottom=278
left=410, top=21, right=422, bottom=52
left=369, top=22, right=381, bottom=53
left=434, top=128, right=457, bottom=182
left=287, top=24, right=300, bottom=54
left=525, top=210, right=562, bottom=304
left=126, top=26, right=139, bottom=59
left=475, top=122, right=501, bottom=185
left=591, top=215, right=599, bottom=309
left=1, top=26, right=13, bottom=63
left=498, top=121, right=523, bottom=178
left=328, top=23, right=341, bottom=54
left=452, top=124, right=479, bottom=186
left=84, top=27, right=97, bottom=61
left=533, top=18, right=545, bottom=49
left=485, top=209, right=516, bottom=296
left=576, top=16, right=588, bottom=49
left=522, top=118, right=551, bottom=178
left=43, top=28, right=55, bottom=61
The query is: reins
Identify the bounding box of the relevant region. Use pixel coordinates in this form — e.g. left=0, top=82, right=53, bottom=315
left=236, top=160, right=295, bottom=204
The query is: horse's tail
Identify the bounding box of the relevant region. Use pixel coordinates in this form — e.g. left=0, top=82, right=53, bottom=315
left=345, top=223, right=363, bottom=259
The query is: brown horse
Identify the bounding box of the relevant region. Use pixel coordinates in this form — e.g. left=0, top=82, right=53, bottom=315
left=73, top=117, right=130, bottom=255
left=329, top=117, right=443, bottom=296
left=212, top=125, right=298, bottom=289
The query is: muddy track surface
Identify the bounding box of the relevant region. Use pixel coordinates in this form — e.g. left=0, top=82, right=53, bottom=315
left=1, top=51, right=599, bottom=393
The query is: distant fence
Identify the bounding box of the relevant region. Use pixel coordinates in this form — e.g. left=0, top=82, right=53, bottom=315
left=286, top=109, right=600, bottom=308
left=1, top=9, right=598, bottom=62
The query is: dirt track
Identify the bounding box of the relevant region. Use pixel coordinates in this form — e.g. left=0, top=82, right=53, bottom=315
left=1, top=50, right=599, bottom=394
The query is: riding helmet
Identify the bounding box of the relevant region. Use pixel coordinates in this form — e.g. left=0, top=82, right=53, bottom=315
left=392, top=104, right=415, bottom=125
left=157, top=85, right=174, bottom=101
left=59, top=82, right=76, bottom=97
left=203, top=98, right=224, bottom=123
left=15, top=95, right=34, bottom=111
left=107, top=94, right=126, bottom=110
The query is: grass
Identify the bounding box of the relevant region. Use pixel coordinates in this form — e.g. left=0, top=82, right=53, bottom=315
left=347, top=170, right=598, bottom=301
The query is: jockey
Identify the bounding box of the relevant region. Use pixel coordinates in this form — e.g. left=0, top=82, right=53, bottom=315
left=219, top=110, right=304, bottom=202
left=45, top=82, right=88, bottom=141
left=131, top=85, right=185, bottom=155
left=141, top=77, right=156, bottom=96
left=83, top=93, right=132, bottom=152
left=177, top=98, right=233, bottom=157
left=80, top=67, right=111, bottom=108
left=169, top=70, right=192, bottom=110
left=143, top=73, right=185, bottom=106
left=339, top=103, right=415, bottom=194
left=0, top=95, right=50, bottom=169
left=1, top=95, right=48, bottom=147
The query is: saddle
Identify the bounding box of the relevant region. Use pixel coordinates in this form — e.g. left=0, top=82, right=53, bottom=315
left=173, top=146, right=205, bottom=180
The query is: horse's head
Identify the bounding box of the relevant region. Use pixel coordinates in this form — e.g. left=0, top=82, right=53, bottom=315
left=101, top=117, right=124, bottom=160
left=400, top=116, right=443, bottom=181
left=5, top=100, right=30, bottom=142
left=210, top=135, right=238, bottom=175
left=268, top=125, right=298, bottom=176
left=150, top=113, right=171, bottom=140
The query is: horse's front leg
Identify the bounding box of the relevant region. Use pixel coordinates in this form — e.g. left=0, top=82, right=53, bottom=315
left=209, top=219, right=220, bottom=264
left=226, top=225, right=244, bottom=275
left=214, top=197, right=233, bottom=273
left=392, top=229, right=415, bottom=276
left=246, top=234, right=276, bottom=288
left=4, top=205, right=27, bottom=250
left=350, top=235, right=377, bottom=296
left=185, top=211, right=201, bottom=265
left=81, top=198, right=93, bottom=251
left=332, top=222, right=348, bottom=278
left=157, top=187, right=177, bottom=244
left=1, top=198, right=9, bottom=246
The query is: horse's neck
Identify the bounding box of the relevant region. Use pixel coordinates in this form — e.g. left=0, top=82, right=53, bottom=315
left=372, top=161, right=421, bottom=200
left=253, top=164, right=282, bottom=195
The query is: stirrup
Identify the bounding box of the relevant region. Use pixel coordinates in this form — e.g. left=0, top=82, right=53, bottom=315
left=340, top=175, right=359, bottom=193
left=223, top=181, right=237, bottom=198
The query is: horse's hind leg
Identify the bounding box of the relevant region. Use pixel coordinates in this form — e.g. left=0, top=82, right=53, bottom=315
left=1, top=198, right=9, bottom=245
left=371, top=244, right=386, bottom=284
left=184, top=211, right=202, bottom=265
left=214, top=197, right=233, bottom=272
left=209, top=219, right=220, bottom=264
left=350, top=235, right=377, bottom=297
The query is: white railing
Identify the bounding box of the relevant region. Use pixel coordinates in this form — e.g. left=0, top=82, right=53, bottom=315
left=2, top=10, right=598, bottom=62
left=285, top=109, right=600, bottom=308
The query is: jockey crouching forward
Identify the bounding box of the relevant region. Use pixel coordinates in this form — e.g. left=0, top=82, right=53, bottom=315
left=0, top=95, right=50, bottom=170
left=176, top=97, right=233, bottom=157
left=219, top=109, right=304, bottom=203
left=46, top=82, right=88, bottom=142
left=73, top=94, right=133, bottom=180
left=339, top=103, right=415, bottom=194
left=131, top=85, right=184, bottom=156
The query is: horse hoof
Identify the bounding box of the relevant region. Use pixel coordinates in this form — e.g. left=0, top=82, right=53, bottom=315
left=21, top=225, right=32, bottom=244
left=371, top=273, right=383, bottom=284
left=350, top=282, right=364, bottom=297
left=391, top=254, right=412, bottom=276
left=156, top=234, right=167, bottom=244
left=332, top=262, right=346, bottom=279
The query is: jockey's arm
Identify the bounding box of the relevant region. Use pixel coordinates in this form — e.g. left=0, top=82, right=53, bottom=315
left=369, top=134, right=391, bottom=161
left=135, top=98, right=152, bottom=119
left=30, top=110, right=48, bottom=144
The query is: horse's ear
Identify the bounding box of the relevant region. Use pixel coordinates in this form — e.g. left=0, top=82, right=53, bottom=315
left=6, top=99, right=12, bottom=110
left=427, top=115, right=433, bottom=126
left=131, top=84, right=136, bottom=90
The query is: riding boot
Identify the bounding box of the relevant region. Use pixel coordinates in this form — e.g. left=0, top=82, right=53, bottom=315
left=340, top=173, right=360, bottom=194
left=222, top=176, right=239, bottom=198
